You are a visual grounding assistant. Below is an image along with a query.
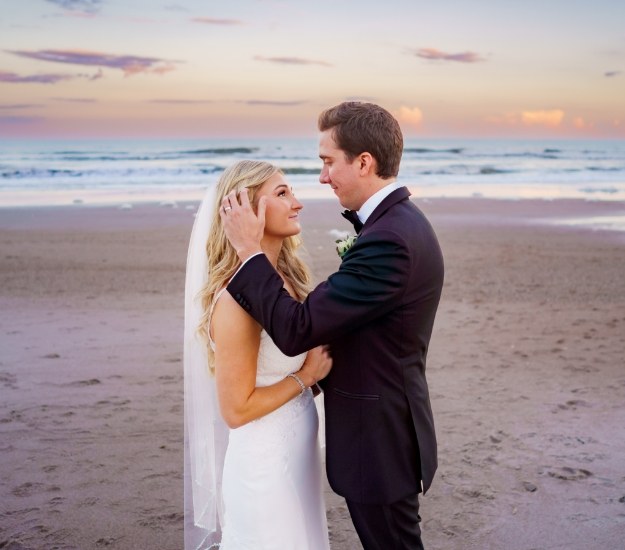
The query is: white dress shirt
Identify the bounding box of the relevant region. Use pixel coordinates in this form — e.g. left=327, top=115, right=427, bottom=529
left=356, top=181, right=403, bottom=225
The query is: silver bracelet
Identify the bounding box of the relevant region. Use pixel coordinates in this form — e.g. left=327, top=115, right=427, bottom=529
left=287, top=373, right=306, bottom=395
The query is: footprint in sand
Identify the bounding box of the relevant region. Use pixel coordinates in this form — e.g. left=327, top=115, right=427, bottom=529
left=49, top=496, right=64, bottom=506
left=158, top=374, right=179, bottom=385
left=489, top=430, right=508, bottom=444
left=552, top=399, right=590, bottom=413
left=96, top=537, right=121, bottom=546
left=137, top=511, right=183, bottom=527
left=547, top=466, right=593, bottom=481
left=1, top=410, right=24, bottom=424
left=563, top=364, right=598, bottom=373
left=67, top=378, right=101, bottom=387
left=12, top=482, right=46, bottom=497
left=0, top=372, right=18, bottom=389
left=456, top=487, right=496, bottom=501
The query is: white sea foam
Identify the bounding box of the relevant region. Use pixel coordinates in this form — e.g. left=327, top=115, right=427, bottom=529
left=1, top=137, right=624, bottom=206
left=546, top=215, right=625, bottom=232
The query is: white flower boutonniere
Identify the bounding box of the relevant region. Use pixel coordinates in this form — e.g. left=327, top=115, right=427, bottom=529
left=336, top=235, right=357, bottom=258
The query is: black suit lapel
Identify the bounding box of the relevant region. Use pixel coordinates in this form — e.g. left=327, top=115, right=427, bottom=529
left=361, top=186, right=411, bottom=231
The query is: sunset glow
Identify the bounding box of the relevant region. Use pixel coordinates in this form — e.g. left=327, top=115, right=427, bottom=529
left=1, top=0, right=624, bottom=139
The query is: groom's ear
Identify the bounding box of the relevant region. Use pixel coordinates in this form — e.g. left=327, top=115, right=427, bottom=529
left=358, top=152, right=374, bottom=175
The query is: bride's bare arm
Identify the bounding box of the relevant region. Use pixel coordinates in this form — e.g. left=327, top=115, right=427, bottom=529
left=213, top=292, right=331, bottom=429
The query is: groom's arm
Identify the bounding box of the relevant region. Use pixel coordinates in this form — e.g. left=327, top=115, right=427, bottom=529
left=227, top=230, right=411, bottom=356
left=220, top=187, right=410, bottom=356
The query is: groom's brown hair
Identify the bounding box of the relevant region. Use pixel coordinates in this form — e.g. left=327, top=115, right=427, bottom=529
left=318, top=102, right=403, bottom=179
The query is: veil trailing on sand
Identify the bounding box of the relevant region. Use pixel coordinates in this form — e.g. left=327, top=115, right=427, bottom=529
left=184, top=185, right=229, bottom=550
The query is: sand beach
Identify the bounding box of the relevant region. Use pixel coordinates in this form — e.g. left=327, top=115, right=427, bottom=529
left=1, top=197, right=625, bottom=549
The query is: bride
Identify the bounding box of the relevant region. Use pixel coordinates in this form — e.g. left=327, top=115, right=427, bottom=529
left=184, top=160, right=332, bottom=549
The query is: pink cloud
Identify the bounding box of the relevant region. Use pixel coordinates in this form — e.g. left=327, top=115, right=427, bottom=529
left=415, top=48, right=485, bottom=63
left=7, top=49, right=179, bottom=77
left=0, top=103, right=44, bottom=109
left=486, top=110, right=565, bottom=128
left=51, top=97, right=97, bottom=103
left=243, top=100, right=307, bottom=106
left=521, top=110, right=564, bottom=127
left=149, top=64, right=177, bottom=75
left=148, top=99, right=214, bottom=104
left=191, top=17, right=242, bottom=25
left=394, top=106, right=424, bottom=128
left=0, top=70, right=74, bottom=84
left=254, top=55, right=332, bottom=67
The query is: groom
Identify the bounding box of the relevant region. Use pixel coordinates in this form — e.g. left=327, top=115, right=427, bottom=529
left=221, top=102, right=444, bottom=549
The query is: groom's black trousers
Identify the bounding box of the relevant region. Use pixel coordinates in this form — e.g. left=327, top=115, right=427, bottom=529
left=346, top=492, right=423, bottom=550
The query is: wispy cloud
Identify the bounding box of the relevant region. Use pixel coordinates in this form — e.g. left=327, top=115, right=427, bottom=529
left=50, top=97, right=97, bottom=103
left=192, top=17, right=242, bottom=25
left=414, top=48, right=485, bottom=63
left=0, top=103, right=44, bottom=109
left=604, top=70, right=622, bottom=77
left=149, top=98, right=306, bottom=106
left=241, top=100, right=307, bottom=106
left=0, top=70, right=74, bottom=84
left=147, top=99, right=214, bottom=104
left=344, top=96, right=377, bottom=102
left=46, top=0, right=103, bottom=15
left=254, top=55, right=332, bottom=67
left=7, top=49, right=179, bottom=76
left=0, top=115, right=43, bottom=125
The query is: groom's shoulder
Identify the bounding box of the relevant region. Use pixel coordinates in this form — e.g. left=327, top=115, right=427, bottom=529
left=380, top=196, right=428, bottom=227
left=375, top=200, right=440, bottom=253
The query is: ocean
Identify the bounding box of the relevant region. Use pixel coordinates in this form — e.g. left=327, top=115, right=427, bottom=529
left=1, top=137, right=624, bottom=206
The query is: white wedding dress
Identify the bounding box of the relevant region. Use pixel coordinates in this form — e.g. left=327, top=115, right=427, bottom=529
left=211, top=300, right=330, bottom=549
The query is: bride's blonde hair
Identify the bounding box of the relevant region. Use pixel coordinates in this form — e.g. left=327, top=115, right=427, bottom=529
left=198, top=160, right=311, bottom=369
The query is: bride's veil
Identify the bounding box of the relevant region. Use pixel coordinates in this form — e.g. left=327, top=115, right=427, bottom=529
left=184, top=184, right=229, bottom=549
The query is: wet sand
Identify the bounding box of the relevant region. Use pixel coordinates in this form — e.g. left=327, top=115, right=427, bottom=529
left=1, top=197, right=624, bottom=549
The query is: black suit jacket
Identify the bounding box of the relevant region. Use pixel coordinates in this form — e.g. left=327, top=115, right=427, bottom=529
left=228, top=187, right=444, bottom=504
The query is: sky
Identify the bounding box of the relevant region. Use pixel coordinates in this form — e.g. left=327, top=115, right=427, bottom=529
left=1, top=0, right=624, bottom=139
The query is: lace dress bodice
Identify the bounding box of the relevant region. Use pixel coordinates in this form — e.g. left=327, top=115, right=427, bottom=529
left=255, top=330, right=306, bottom=386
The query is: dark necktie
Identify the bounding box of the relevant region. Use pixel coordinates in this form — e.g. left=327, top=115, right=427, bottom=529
left=341, top=210, right=363, bottom=233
